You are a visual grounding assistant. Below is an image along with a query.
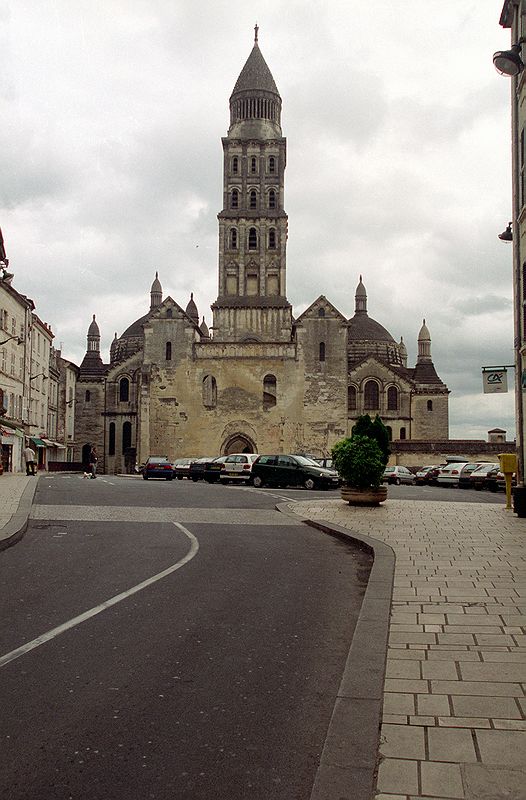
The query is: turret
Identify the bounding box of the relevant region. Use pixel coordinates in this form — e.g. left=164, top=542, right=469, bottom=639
left=417, top=319, right=432, bottom=363
left=150, top=272, right=162, bottom=310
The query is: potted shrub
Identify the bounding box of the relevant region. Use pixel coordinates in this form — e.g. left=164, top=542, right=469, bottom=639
left=332, top=432, right=387, bottom=506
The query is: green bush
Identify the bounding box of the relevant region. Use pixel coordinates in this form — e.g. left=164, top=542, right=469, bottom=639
left=331, top=435, right=385, bottom=489
left=352, top=413, right=390, bottom=467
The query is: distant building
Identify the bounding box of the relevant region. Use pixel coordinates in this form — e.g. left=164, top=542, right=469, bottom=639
left=74, top=32, right=449, bottom=473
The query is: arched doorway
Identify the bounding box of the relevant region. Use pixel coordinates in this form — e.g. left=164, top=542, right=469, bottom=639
left=222, top=435, right=256, bottom=455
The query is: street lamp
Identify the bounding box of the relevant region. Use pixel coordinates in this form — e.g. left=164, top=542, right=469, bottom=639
left=498, top=222, right=513, bottom=241
left=0, top=335, right=23, bottom=346
left=30, top=373, right=48, bottom=381
left=493, top=38, right=526, bottom=75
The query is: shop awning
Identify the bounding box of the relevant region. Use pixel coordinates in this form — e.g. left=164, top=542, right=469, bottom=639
left=31, top=437, right=46, bottom=448
left=42, top=439, right=67, bottom=449
left=0, top=420, right=24, bottom=438
left=0, top=426, right=16, bottom=439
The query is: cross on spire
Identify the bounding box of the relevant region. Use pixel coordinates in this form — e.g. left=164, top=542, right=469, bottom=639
left=254, top=23, right=259, bottom=43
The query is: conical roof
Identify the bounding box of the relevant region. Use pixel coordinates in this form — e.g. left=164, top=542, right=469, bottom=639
left=418, top=319, right=431, bottom=341
left=231, top=42, right=280, bottom=97
left=150, top=272, right=162, bottom=293
left=185, top=293, right=199, bottom=325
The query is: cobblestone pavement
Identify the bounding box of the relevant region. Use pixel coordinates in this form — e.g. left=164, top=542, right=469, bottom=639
left=285, top=497, right=526, bottom=800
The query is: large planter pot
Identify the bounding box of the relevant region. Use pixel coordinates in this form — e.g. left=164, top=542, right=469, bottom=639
left=341, top=484, right=388, bottom=506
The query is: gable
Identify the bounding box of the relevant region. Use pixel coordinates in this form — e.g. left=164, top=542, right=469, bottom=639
left=295, top=295, right=347, bottom=324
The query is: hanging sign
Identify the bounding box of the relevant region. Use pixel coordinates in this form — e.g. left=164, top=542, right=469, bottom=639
left=482, top=368, right=508, bottom=394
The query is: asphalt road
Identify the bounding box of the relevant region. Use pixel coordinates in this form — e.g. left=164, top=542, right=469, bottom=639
left=0, top=475, right=371, bottom=800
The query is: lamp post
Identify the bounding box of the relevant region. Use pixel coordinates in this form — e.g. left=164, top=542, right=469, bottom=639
left=494, top=24, right=526, bottom=515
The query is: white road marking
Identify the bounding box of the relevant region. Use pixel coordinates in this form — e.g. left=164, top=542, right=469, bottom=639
left=0, top=522, right=199, bottom=669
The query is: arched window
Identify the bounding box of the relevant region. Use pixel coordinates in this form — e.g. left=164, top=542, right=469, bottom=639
left=231, top=189, right=239, bottom=209
left=249, top=190, right=257, bottom=209
left=268, top=228, right=276, bottom=249
left=232, top=156, right=239, bottom=174
left=387, top=386, right=398, bottom=411
left=85, top=390, right=91, bottom=402
left=108, top=422, right=115, bottom=456
left=319, top=342, right=326, bottom=362
left=386, top=426, right=393, bottom=441
left=348, top=385, right=357, bottom=410
left=250, top=156, right=257, bottom=173
left=230, top=228, right=238, bottom=249
left=165, top=341, right=172, bottom=361
left=268, top=190, right=276, bottom=209
left=119, top=377, right=129, bottom=402
left=248, top=228, right=257, bottom=250
left=263, top=374, right=277, bottom=409
left=364, top=380, right=379, bottom=410
left=166, top=307, right=172, bottom=318
left=202, top=375, right=217, bottom=408
left=268, top=156, right=276, bottom=173
left=122, top=421, right=132, bottom=453
left=318, top=308, right=325, bottom=317
left=427, top=400, right=433, bottom=411
left=400, top=427, right=407, bottom=440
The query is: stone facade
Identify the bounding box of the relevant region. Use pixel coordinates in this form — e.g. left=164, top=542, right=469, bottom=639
left=74, top=33, right=450, bottom=473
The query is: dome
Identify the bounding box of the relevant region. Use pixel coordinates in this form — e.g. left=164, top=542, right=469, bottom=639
left=418, top=319, right=431, bottom=341
left=88, top=314, right=100, bottom=336
left=150, top=272, right=162, bottom=294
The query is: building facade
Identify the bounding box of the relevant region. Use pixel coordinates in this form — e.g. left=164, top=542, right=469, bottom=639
left=74, top=33, right=449, bottom=473
left=497, top=0, right=526, bottom=487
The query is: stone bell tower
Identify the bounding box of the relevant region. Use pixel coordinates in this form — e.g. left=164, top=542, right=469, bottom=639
left=212, top=27, right=292, bottom=343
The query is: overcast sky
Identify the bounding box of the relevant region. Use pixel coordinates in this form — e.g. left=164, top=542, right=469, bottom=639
left=0, top=0, right=517, bottom=440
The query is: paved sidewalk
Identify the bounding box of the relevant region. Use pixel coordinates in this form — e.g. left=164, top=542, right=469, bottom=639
left=0, top=472, right=38, bottom=550
left=285, top=498, right=526, bottom=800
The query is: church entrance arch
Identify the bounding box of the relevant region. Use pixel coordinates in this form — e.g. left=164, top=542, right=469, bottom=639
left=222, top=434, right=256, bottom=455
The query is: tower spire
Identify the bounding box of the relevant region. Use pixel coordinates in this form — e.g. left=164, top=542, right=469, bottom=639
left=254, top=23, right=259, bottom=43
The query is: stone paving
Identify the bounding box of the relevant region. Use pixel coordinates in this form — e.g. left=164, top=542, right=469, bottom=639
left=285, top=497, right=526, bottom=800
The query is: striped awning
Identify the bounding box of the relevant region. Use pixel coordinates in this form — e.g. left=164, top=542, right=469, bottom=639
left=31, top=437, right=46, bottom=448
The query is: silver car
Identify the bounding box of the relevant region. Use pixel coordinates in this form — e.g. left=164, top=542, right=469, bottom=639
left=383, top=465, right=415, bottom=485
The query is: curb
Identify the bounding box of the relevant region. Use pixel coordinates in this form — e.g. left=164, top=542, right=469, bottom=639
left=0, top=477, right=39, bottom=552
left=276, top=504, right=395, bottom=800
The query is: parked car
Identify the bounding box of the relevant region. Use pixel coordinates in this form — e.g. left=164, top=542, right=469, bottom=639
left=436, top=462, right=470, bottom=487
left=173, top=457, right=194, bottom=479
left=142, top=456, right=174, bottom=480
left=251, top=454, right=340, bottom=490
left=204, top=456, right=228, bottom=483
left=469, top=463, right=500, bottom=491
left=314, top=457, right=334, bottom=470
left=458, top=462, right=493, bottom=489
left=219, top=453, right=259, bottom=484
left=382, top=465, right=415, bottom=485
left=415, top=465, right=443, bottom=485
left=189, top=457, right=217, bottom=481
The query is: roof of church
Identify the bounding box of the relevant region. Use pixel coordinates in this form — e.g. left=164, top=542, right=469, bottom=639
left=231, top=41, right=280, bottom=97
left=212, top=296, right=291, bottom=309
left=347, top=313, right=396, bottom=343
left=121, top=311, right=151, bottom=339
left=412, top=361, right=444, bottom=385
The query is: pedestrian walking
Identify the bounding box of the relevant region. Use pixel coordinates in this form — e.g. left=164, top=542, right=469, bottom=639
left=88, top=446, right=98, bottom=479
left=23, top=443, right=36, bottom=476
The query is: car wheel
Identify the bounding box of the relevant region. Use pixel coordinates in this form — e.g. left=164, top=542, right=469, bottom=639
left=252, top=475, right=264, bottom=488
left=394, top=477, right=401, bottom=485
left=489, top=483, right=498, bottom=492
left=177, top=475, right=183, bottom=480
left=192, top=477, right=198, bottom=482
left=166, top=475, right=172, bottom=481
left=304, top=477, right=315, bottom=490
left=143, top=474, right=148, bottom=480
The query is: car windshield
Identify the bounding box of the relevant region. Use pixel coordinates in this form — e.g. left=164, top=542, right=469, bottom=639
left=384, top=467, right=395, bottom=473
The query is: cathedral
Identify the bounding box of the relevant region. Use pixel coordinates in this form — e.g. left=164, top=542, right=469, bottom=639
left=74, top=31, right=449, bottom=473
